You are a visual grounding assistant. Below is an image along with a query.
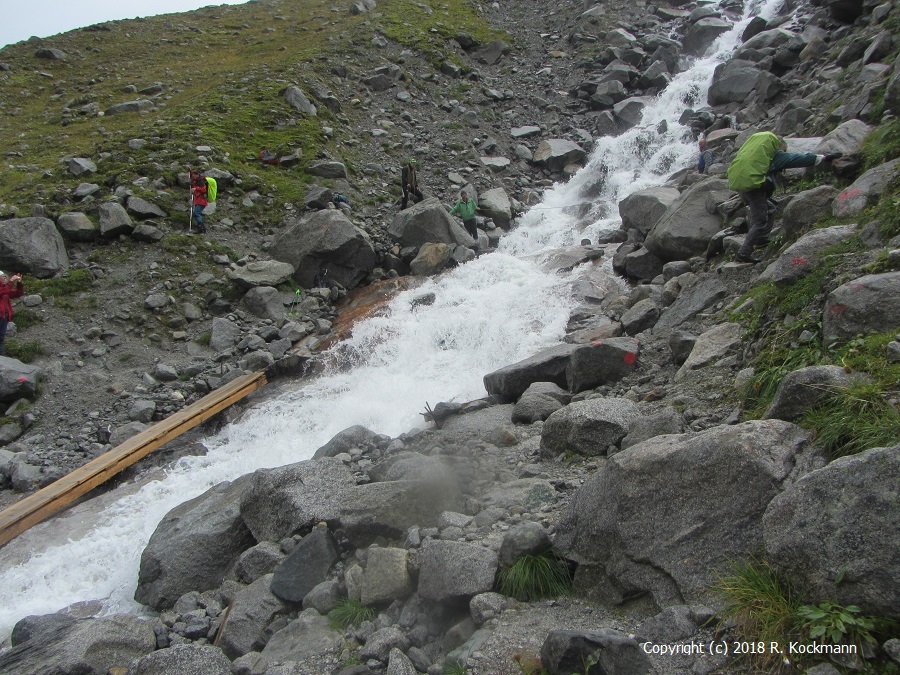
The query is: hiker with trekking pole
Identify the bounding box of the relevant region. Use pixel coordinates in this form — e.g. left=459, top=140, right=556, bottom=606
left=188, top=169, right=217, bottom=234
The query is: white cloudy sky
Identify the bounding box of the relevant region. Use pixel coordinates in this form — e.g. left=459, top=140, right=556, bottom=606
left=1, top=1, right=249, bottom=50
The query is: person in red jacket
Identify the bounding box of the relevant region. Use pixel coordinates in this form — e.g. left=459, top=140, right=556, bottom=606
left=189, top=170, right=208, bottom=234
left=0, top=271, right=24, bottom=357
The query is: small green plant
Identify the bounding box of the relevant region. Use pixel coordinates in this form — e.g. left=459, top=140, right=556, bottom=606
left=496, top=551, right=572, bottom=602
left=512, top=652, right=546, bottom=675
left=195, top=331, right=212, bottom=346
left=4, top=339, right=44, bottom=363
left=801, top=381, right=900, bottom=458
left=24, top=269, right=95, bottom=297
left=443, top=661, right=468, bottom=675
left=327, top=599, right=374, bottom=630
left=796, top=602, right=877, bottom=647
left=717, top=558, right=798, bottom=669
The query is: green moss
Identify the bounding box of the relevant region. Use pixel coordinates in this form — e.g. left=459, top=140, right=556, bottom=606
left=4, top=339, right=43, bottom=363
left=861, top=118, right=900, bottom=169
left=25, top=269, right=95, bottom=297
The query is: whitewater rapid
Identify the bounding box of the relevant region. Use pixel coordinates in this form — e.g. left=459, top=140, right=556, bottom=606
left=0, top=0, right=782, bottom=645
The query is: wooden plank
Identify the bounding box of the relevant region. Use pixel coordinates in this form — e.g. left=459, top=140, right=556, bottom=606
left=0, top=371, right=267, bottom=549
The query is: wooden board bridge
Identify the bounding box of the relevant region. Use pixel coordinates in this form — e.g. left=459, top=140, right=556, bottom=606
left=0, top=371, right=267, bottom=549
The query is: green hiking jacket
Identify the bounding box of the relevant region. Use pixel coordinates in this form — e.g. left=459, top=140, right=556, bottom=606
left=449, top=197, right=477, bottom=220
left=727, top=131, right=783, bottom=192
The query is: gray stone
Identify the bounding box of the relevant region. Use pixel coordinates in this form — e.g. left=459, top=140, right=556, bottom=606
left=620, top=298, right=659, bottom=335
left=0, top=217, right=70, bottom=278
left=209, top=317, right=241, bottom=352
left=759, top=224, right=857, bottom=285
left=360, top=626, right=410, bottom=662
left=271, top=526, right=339, bottom=603
left=618, top=187, right=681, bottom=236
left=260, top=608, right=343, bottom=664
left=533, top=139, right=586, bottom=171
left=418, top=540, right=498, bottom=603
left=541, top=398, right=638, bottom=457
left=306, top=161, right=346, bottom=178
left=675, top=322, right=743, bottom=381
left=780, top=186, right=841, bottom=240
left=239, top=458, right=356, bottom=542
left=764, top=445, right=900, bottom=619
left=645, top=178, right=729, bottom=261
left=228, top=261, right=296, bottom=290
left=683, top=18, right=731, bottom=56
left=125, top=644, right=231, bottom=674
left=566, top=337, right=640, bottom=393
left=621, top=406, right=684, bottom=449
left=219, top=574, right=291, bottom=659
left=360, top=547, right=413, bottom=605
left=284, top=85, right=317, bottom=116
left=469, top=592, right=510, bottom=626
left=388, top=197, right=474, bottom=248
left=541, top=629, right=650, bottom=675
left=0, top=614, right=155, bottom=675
left=484, top=343, right=578, bottom=402
left=135, top=477, right=254, bottom=611
left=0, top=358, right=42, bottom=403
left=498, top=521, right=552, bottom=566
left=56, top=212, right=98, bottom=242
left=235, top=542, right=286, bottom=584
left=242, top=286, right=285, bottom=321
left=99, top=202, right=135, bottom=238
left=556, top=421, right=811, bottom=607
left=410, top=242, right=453, bottom=276
left=833, top=159, right=900, bottom=219
left=126, top=195, right=166, bottom=219
left=66, top=158, right=96, bottom=175
left=302, top=579, right=342, bottom=614
left=313, top=424, right=381, bottom=458
left=478, top=188, right=513, bottom=229
left=823, top=272, right=900, bottom=340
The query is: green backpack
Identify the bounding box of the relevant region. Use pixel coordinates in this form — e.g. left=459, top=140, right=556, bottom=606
left=205, top=177, right=218, bottom=202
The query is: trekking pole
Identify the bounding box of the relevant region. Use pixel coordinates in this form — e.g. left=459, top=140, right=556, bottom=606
left=188, top=193, right=193, bottom=233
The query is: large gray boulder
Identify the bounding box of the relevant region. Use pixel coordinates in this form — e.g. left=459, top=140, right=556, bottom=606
left=260, top=609, right=343, bottom=665
left=532, top=139, right=586, bottom=171
left=409, top=242, right=453, bottom=276
left=227, top=260, right=296, bottom=290
left=388, top=197, right=474, bottom=248
left=241, top=286, right=285, bottom=321
left=99, top=202, right=135, bottom=238
left=484, top=343, right=578, bottom=402
left=270, top=526, right=339, bottom=603
left=0, top=358, right=42, bottom=402
left=764, top=365, right=865, bottom=421
left=209, top=317, right=241, bottom=352
left=0, top=218, right=70, bottom=278
left=683, top=18, right=731, bottom=56
left=239, top=458, right=356, bottom=542
left=780, top=186, right=841, bottom=240
left=618, top=187, right=680, bottom=236
left=218, top=574, right=292, bottom=660
left=823, top=272, right=900, bottom=340
left=0, top=614, right=156, bottom=675
left=337, top=480, right=461, bottom=546
left=644, top=178, right=729, bottom=261
left=360, top=546, right=414, bottom=605
left=284, top=85, right=317, bottom=116
left=764, top=445, right=900, bottom=619
left=541, top=629, right=651, bottom=675
left=477, top=187, right=513, bottom=229
left=759, top=224, right=857, bottom=285
left=272, top=209, right=376, bottom=289
left=566, top=337, right=640, bottom=393
left=511, top=381, right=569, bottom=423
left=654, top=276, right=729, bottom=332
left=125, top=195, right=166, bottom=219
left=417, top=540, right=498, bottom=603
left=56, top=212, right=98, bottom=242
left=134, top=477, right=255, bottom=611
left=674, top=322, right=743, bottom=381
left=555, top=421, right=811, bottom=606
left=125, top=644, right=232, bottom=675
left=708, top=59, right=772, bottom=105
left=814, top=119, right=871, bottom=156
left=541, top=398, right=639, bottom=457
left=833, top=159, right=900, bottom=219
left=313, top=424, right=383, bottom=458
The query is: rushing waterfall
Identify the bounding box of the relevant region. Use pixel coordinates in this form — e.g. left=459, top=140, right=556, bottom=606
left=0, top=0, right=782, bottom=646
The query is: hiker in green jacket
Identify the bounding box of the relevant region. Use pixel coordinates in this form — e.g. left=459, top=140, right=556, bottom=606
left=449, top=190, right=478, bottom=240
left=727, top=131, right=841, bottom=263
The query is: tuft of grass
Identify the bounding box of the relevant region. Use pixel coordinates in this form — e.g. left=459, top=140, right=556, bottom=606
left=496, top=551, right=573, bottom=602
left=327, top=599, right=374, bottom=630
left=801, top=381, right=900, bottom=459
left=4, top=339, right=44, bottom=363
left=717, top=559, right=799, bottom=670
left=442, top=662, right=468, bottom=675
left=861, top=118, right=900, bottom=169
left=24, top=269, right=95, bottom=298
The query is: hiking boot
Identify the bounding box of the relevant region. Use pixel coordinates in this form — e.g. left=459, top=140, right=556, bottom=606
left=735, top=251, right=761, bottom=264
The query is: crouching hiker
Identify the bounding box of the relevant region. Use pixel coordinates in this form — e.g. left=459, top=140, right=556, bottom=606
left=0, top=271, right=24, bottom=356
left=727, top=131, right=841, bottom=264
left=449, top=190, right=478, bottom=240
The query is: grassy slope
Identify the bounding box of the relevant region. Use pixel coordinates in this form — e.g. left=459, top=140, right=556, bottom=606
left=0, top=0, right=502, bottom=221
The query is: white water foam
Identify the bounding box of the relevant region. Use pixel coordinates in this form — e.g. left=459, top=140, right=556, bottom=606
left=0, top=0, right=782, bottom=645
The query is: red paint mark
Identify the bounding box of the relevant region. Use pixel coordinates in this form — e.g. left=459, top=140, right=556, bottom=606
left=624, top=352, right=637, bottom=365
left=790, top=256, right=809, bottom=267
left=16, top=376, right=28, bottom=383
left=829, top=303, right=847, bottom=316
left=591, top=340, right=605, bottom=346
left=852, top=283, right=866, bottom=292
left=838, top=188, right=862, bottom=201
